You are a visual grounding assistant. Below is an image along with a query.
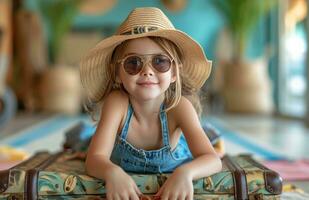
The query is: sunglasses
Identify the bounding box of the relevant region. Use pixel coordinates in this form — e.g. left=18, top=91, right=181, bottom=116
left=117, top=53, right=173, bottom=75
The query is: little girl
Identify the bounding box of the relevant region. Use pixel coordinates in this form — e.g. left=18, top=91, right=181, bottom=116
left=80, top=7, right=222, bottom=200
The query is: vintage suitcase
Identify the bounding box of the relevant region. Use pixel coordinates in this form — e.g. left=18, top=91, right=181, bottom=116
left=0, top=150, right=282, bottom=200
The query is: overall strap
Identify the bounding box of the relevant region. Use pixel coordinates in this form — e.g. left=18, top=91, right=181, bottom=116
left=160, top=104, right=170, bottom=147
left=120, top=103, right=134, bottom=140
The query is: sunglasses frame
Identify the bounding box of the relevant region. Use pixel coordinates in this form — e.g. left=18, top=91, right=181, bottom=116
left=116, top=53, right=174, bottom=75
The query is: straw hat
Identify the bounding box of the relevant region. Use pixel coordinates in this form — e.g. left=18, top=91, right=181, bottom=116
left=80, top=7, right=212, bottom=101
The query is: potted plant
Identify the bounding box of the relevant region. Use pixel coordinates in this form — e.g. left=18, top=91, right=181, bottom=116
left=211, top=0, right=277, bottom=114
left=37, top=0, right=81, bottom=64
left=36, top=0, right=82, bottom=114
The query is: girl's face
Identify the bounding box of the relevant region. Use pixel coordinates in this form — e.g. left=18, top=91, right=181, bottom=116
left=117, top=37, right=176, bottom=101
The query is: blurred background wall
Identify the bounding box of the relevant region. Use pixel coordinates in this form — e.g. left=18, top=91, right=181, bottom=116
left=1, top=0, right=308, bottom=126
left=25, top=0, right=269, bottom=59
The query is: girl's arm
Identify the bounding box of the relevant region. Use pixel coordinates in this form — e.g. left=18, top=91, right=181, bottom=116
left=173, top=96, right=222, bottom=179
left=85, top=90, right=125, bottom=178
left=156, top=97, right=222, bottom=200
left=85, top=91, right=141, bottom=200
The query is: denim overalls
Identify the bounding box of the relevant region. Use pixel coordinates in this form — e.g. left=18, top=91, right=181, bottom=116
left=110, top=103, right=193, bottom=173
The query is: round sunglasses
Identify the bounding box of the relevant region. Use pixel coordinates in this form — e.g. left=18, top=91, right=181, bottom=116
left=117, top=53, right=173, bottom=75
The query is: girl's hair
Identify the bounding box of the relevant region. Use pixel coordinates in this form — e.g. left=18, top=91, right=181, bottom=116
left=85, top=36, right=202, bottom=121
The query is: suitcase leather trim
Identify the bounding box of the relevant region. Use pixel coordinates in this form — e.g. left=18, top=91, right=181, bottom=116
left=240, top=154, right=282, bottom=195
left=0, top=170, right=8, bottom=193
left=0, top=151, right=49, bottom=193
left=26, top=151, right=64, bottom=200
left=223, top=155, right=248, bottom=200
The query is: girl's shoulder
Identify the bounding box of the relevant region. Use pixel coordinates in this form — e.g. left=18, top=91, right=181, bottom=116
left=103, top=90, right=129, bottom=109
left=167, top=96, right=200, bottom=132
left=106, top=90, right=128, bottom=101
left=168, top=96, right=195, bottom=118
left=171, top=96, right=193, bottom=112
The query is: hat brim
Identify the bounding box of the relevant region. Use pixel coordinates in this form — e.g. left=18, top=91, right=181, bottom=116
left=80, top=29, right=212, bottom=101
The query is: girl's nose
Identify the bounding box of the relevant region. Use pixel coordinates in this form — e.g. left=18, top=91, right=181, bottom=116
left=141, top=62, right=154, bottom=76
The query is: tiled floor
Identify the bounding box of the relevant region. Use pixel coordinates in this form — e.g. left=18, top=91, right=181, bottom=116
left=214, top=114, right=309, bottom=160
left=1, top=112, right=309, bottom=193
left=213, top=114, right=309, bottom=193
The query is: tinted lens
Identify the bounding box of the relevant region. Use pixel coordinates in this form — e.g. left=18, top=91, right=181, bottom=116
left=123, top=56, right=143, bottom=75
left=152, top=55, right=171, bottom=72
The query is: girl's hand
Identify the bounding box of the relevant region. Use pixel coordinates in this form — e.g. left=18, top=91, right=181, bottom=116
left=105, top=167, right=142, bottom=200
left=155, top=168, right=194, bottom=200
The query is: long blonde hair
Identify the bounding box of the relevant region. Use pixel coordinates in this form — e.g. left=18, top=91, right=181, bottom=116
left=85, top=36, right=202, bottom=120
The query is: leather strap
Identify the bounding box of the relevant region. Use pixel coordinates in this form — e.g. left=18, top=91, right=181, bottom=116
left=26, top=151, right=65, bottom=200
left=223, top=155, right=248, bottom=200
left=239, top=154, right=282, bottom=194
left=0, top=151, right=49, bottom=193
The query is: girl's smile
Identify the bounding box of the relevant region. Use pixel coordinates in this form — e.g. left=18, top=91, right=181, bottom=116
left=137, top=80, right=159, bottom=87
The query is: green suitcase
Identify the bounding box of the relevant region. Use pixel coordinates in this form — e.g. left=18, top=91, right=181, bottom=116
left=0, top=150, right=282, bottom=200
